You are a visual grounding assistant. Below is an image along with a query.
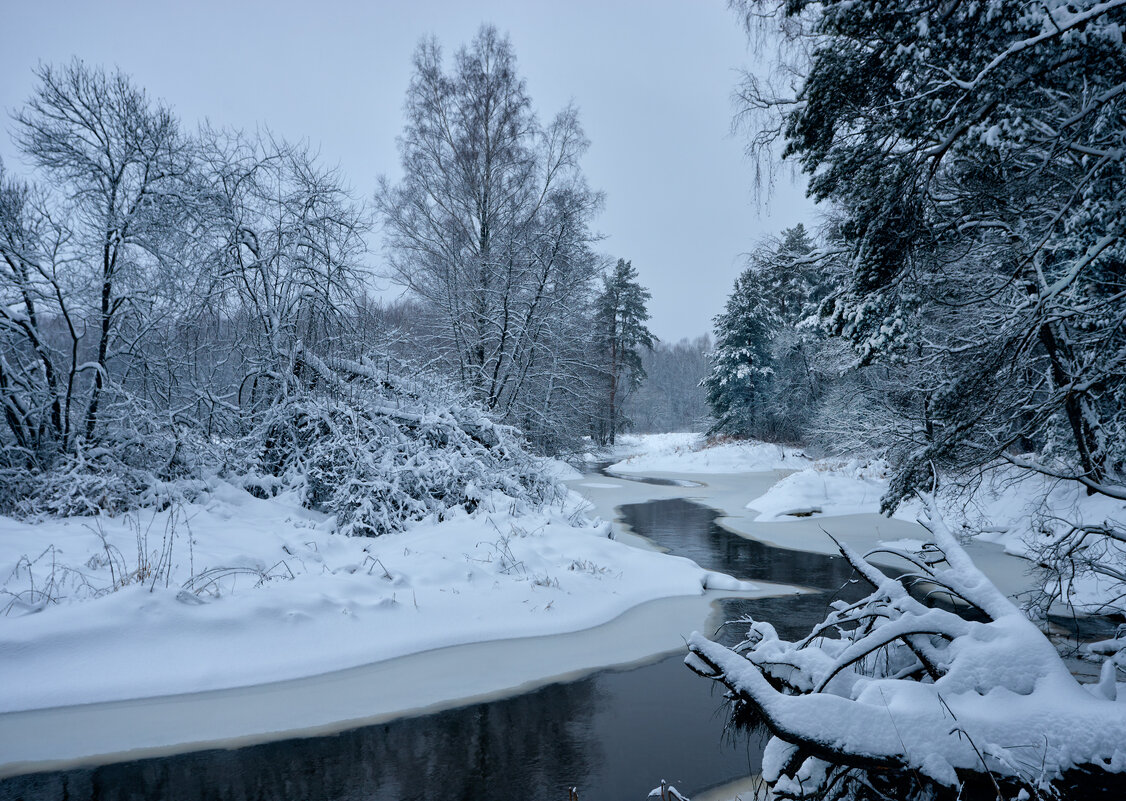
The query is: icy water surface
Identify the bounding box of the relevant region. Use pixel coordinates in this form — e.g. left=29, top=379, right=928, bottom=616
left=2, top=481, right=863, bottom=801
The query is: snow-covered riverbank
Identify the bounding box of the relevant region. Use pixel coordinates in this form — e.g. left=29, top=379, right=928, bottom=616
left=0, top=591, right=743, bottom=777
left=605, top=433, right=1125, bottom=610
left=2, top=433, right=1097, bottom=779
left=0, top=475, right=756, bottom=714
left=0, top=445, right=791, bottom=775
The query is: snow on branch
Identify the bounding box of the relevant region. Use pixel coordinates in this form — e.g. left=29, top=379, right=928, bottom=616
left=686, top=496, right=1126, bottom=798
left=239, top=352, right=562, bottom=537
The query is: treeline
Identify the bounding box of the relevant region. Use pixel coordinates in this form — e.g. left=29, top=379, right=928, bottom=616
left=0, top=28, right=658, bottom=521
left=622, top=336, right=711, bottom=434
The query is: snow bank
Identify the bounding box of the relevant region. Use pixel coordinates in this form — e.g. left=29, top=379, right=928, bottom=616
left=950, top=468, right=1123, bottom=550
left=945, top=467, right=1125, bottom=612
left=744, top=460, right=890, bottom=521
left=539, top=457, right=584, bottom=481
left=609, top=434, right=809, bottom=474
left=0, top=479, right=748, bottom=713
left=743, top=458, right=1126, bottom=612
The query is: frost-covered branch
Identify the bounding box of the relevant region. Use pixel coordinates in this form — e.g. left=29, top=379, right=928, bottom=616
left=687, top=496, right=1126, bottom=798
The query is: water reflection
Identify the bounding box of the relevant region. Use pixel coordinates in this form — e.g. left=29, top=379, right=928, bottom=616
left=619, top=497, right=858, bottom=587
left=595, top=461, right=704, bottom=488
left=2, top=651, right=762, bottom=801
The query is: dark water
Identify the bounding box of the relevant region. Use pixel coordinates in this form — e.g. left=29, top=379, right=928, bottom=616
left=2, top=658, right=754, bottom=801
left=595, top=460, right=704, bottom=488
left=618, top=498, right=875, bottom=642
left=602, top=471, right=703, bottom=488
left=2, top=493, right=857, bottom=801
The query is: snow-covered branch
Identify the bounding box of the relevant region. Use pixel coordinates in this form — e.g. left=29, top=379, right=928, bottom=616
left=687, top=496, right=1126, bottom=798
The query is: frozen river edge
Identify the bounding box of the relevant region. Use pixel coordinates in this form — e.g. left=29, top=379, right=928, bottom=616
left=0, top=586, right=788, bottom=778
left=0, top=461, right=808, bottom=779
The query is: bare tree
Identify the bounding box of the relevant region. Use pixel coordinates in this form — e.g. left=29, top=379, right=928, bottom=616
left=13, top=61, right=193, bottom=444
left=376, top=26, right=604, bottom=452
left=0, top=161, right=77, bottom=466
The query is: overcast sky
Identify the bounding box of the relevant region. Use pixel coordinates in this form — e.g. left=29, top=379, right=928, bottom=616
left=1, top=0, right=816, bottom=342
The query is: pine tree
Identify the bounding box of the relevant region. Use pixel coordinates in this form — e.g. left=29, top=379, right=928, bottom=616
left=761, top=223, right=818, bottom=326
left=734, top=0, right=1126, bottom=502
left=702, top=268, right=776, bottom=437
left=594, top=259, right=655, bottom=445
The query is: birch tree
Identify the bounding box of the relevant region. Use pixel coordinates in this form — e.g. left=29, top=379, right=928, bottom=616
left=12, top=61, right=193, bottom=447
left=376, top=25, right=604, bottom=452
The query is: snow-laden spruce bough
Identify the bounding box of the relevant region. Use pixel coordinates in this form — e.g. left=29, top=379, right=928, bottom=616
left=687, top=495, right=1126, bottom=800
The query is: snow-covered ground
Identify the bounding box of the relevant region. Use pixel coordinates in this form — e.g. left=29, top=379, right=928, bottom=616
left=741, top=453, right=1126, bottom=611
left=606, top=433, right=809, bottom=474
left=744, top=459, right=890, bottom=521
left=0, top=449, right=792, bottom=774
left=0, top=591, right=737, bottom=775
left=0, top=478, right=755, bottom=716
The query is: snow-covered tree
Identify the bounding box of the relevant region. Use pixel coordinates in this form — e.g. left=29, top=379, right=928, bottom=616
left=376, top=26, right=604, bottom=454
left=4, top=61, right=192, bottom=446
left=703, top=268, right=776, bottom=437
left=1, top=59, right=567, bottom=529
left=593, top=258, right=655, bottom=444
left=734, top=0, right=1126, bottom=500
left=0, top=62, right=200, bottom=509
left=704, top=224, right=824, bottom=439
left=688, top=498, right=1126, bottom=800
left=730, top=0, right=1126, bottom=608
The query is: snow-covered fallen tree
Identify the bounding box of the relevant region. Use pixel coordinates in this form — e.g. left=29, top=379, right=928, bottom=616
left=235, top=353, right=565, bottom=537
left=686, top=495, right=1126, bottom=800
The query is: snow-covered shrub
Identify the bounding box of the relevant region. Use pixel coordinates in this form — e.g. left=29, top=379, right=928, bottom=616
left=1, top=394, right=207, bottom=518
left=687, top=496, right=1126, bottom=800
left=2, top=350, right=564, bottom=541
left=237, top=356, right=564, bottom=537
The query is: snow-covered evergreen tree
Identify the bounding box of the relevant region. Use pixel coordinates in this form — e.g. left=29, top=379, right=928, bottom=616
left=702, top=266, right=776, bottom=437
left=734, top=0, right=1126, bottom=505
left=703, top=224, right=823, bottom=439
left=730, top=0, right=1126, bottom=609
left=594, top=258, right=655, bottom=444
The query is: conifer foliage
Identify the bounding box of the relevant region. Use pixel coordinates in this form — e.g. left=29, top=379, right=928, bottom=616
left=702, top=265, right=776, bottom=437
left=594, top=259, right=655, bottom=445
left=703, top=224, right=820, bottom=439
left=734, top=0, right=1126, bottom=506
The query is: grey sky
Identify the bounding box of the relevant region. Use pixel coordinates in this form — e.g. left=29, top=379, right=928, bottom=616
left=1, top=0, right=816, bottom=342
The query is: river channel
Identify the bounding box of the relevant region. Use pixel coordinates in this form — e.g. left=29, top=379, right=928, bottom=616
left=0, top=468, right=920, bottom=801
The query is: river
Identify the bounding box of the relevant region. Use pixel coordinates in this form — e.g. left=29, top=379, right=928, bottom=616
left=0, top=463, right=1027, bottom=801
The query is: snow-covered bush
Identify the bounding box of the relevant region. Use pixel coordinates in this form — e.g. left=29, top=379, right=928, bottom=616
left=687, top=496, right=1126, bottom=800
left=237, top=356, right=564, bottom=537
left=1, top=393, right=208, bottom=518
left=3, top=348, right=565, bottom=540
